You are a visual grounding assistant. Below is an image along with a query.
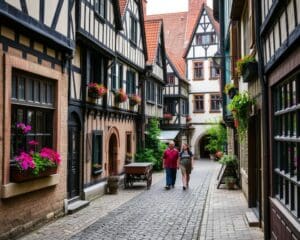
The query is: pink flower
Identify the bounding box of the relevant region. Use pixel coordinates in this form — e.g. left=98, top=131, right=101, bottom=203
left=15, top=152, right=35, bottom=170
left=16, top=123, right=32, bottom=134
left=29, top=140, right=39, bottom=146
left=40, top=148, right=61, bottom=165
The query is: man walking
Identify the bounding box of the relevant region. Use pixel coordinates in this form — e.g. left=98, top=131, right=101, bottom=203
left=163, top=141, right=179, bottom=190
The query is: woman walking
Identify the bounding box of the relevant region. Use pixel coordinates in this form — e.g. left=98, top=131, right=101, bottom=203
left=179, top=143, right=194, bottom=190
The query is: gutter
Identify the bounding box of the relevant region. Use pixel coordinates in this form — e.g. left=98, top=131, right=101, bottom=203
left=254, top=0, right=270, bottom=239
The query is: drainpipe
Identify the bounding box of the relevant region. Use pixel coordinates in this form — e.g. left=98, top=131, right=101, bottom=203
left=254, top=0, right=270, bottom=239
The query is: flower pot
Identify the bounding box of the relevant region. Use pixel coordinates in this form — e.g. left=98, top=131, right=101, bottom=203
left=107, top=176, right=119, bottom=194
left=88, top=91, right=101, bottom=99
left=228, top=88, right=237, bottom=99
left=215, top=151, right=223, bottom=159
left=234, top=119, right=239, bottom=128
left=242, top=62, right=258, bottom=83
left=227, top=182, right=235, bottom=190
left=209, top=154, right=215, bottom=160
left=10, top=165, right=57, bottom=183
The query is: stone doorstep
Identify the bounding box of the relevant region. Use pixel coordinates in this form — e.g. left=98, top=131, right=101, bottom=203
left=67, top=200, right=90, bottom=214
left=245, top=211, right=260, bottom=227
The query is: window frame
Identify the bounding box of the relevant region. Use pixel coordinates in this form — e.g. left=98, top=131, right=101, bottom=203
left=92, top=130, right=103, bottom=175
left=193, top=62, right=204, bottom=80
left=167, top=74, right=175, bottom=85
left=210, top=94, right=221, bottom=112
left=94, top=0, right=106, bottom=21
left=193, top=94, right=205, bottom=113
left=195, top=32, right=216, bottom=45
left=130, top=14, right=138, bottom=45
left=210, top=61, right=220, bottom=79
left=126, top=70, right=136, bottom=96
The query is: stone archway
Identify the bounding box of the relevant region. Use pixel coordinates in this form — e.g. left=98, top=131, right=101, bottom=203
left=198, top=135, right=211, bottom=159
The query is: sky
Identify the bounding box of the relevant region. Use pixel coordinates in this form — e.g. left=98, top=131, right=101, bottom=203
left=147, top=0, right=213, bottom=15
left=147, top=0, right=188, bottom=15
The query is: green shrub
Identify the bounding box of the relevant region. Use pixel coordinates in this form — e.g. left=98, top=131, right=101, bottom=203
left=205, top=123, right=227, bottom=154
left=219, top=154, right=237, bottom=166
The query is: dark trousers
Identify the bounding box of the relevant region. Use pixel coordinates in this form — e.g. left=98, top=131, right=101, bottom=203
left=165, top=168, right=177, bottom=186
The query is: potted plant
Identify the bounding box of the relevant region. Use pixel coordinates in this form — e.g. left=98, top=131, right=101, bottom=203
left=129, top=94, right=141, bottom=106
left=115, top=89, right=128, bottom=104
left=10, top=123, right=61, bottom=182
left=224, top=176, right=236, bottom=190
left=186, top=115, right=192, bottom=122
left=107, top=176, right=119, bottom=194
left=87, top=83, right=107, bottom=99
left=227, top=91, right=255, bottom=140
left=236, top=55, right=258, bottom=82
left=224, top=83, right=237, bottom=99
left=92, top=163, right=102, bottom=175
left=163, top=113, right=173, bottom=120
left=205, top=123, right=227, bottom=160
left=125, top=153, right=133, bottom=164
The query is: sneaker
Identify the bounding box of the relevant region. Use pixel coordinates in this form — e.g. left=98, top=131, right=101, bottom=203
left=171, top=185, right=175, bottom=188
left=165, top=185, right=170, bottom=190
left=183, top=186, right=186, bottom=190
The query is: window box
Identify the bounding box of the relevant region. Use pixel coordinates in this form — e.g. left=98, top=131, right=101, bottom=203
left=10, top=164, right=57, bottom=183
left=87, top=83, right=107, bottom=99
left=92, top=164, right=103, bottom=176
left=129, top=94, right=141, bottom=106
left=241, top=62, right=258, bottom=82
left=115, top=89, right=128, bottom=103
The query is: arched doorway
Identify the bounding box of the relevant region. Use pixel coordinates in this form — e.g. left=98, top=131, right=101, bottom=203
left=108, top=133, right=118, bottom=175
left=199, top=135, right=210, bottom=159
left=68, top=112, right=81, bottom=199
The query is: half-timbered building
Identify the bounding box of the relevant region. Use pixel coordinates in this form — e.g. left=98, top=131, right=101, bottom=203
left=0, top=0, right=75, bottom=238
left=69, top=0, right=147, bottom=202
left=144, top=19, right=166, bottom=142
left=184, top=2, right=221, bottom=158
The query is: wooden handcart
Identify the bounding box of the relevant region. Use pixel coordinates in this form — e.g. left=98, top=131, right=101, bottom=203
left=123, top=163, right=153, bottom=189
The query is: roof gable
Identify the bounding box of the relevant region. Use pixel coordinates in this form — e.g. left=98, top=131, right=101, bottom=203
left=145, top=19, right=162, bottom=65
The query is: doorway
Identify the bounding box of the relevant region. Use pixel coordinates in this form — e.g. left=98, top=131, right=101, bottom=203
left=199, top=135, right=210, bottom=158
left=67, top=113, right=81, bottom=199
left=108, top=133, right=118, bottom=175
left=248, top=111, right=262, bottom=220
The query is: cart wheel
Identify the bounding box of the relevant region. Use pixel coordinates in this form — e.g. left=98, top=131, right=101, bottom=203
left=124, top=176, right=129, bottom=189
left=146, top=176, right=152, bottom=190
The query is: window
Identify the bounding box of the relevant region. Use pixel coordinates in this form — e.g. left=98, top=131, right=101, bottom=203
left=158, top=86, right=163, bottom=105
left=273, top=76, right=299, bottom=218
left=92, top=131, right=103, bottom=175
left=94, top=0, right=106, bottom=19
left=210, top=61, right=220, bottom=79
left=88, top=52, right=106, bottom=84
left=156, top=44, right=163, bottom=66
left=194, top=62, right=204, bottom=80
left=181, top=99, right=188, bottom=115
left=167, top=74, right=175, bottom=85
left=126, top=133, right=132, bottom=155
left=164, top=100, right=176, bottom=115
left=210, top=95, right=221, bottom=112
left=10, top=72, right=54, bottom=158
left=112, top=63, right=123, bottom=91
left=194, top=95, right=204, bottom=112
left=196, top=33, right=216, bottom=45
left=126, top=70, right=136, bottom=95
left=130, top=15, right=138, bottom=44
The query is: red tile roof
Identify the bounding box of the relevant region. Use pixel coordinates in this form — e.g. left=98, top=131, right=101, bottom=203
left=144, top=19, right=162, bottom=65
left=147, top=12, right=187, bottom=79
left=147, top=2, right=219, bottom=79
left=119, top=0, right=128, bottom=16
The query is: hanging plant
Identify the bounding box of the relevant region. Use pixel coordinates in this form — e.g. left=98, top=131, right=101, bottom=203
left=227, top=91, right=255, bottom=140
left=115, top=89, right=128, bottom=103
left=163, top=113, right=173, bottom=120
left=224, top=83, right=237, bottom=99
left=87, top=83, right=107, bottom=99
left=186, top=115, right=192, bottom=122
left=236, top=55, right=258, bottom=82
left=129, top=94, right=142, bottom=106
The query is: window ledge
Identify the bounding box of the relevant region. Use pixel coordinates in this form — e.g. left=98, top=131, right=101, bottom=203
left=210, top=110, right=221, bottom=113
left=146, top=100, right=156, bottom=105
left=1, top=174, right=59, bottom=199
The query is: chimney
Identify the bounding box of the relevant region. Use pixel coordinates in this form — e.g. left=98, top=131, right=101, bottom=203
left=142, top=0, right=147, bottom=16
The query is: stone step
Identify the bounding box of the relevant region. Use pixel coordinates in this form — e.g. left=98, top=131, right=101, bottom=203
left=67, top=200, right=90, bottom=214
left=245, top=211, right=260, bottom=227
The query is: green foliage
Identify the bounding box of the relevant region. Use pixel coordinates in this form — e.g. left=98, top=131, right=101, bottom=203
left=228, top=91, right=255, bottom=140
left=224, top=83, right=235, bottom=94
left=218, top=154, right=237, bottom=167
left=224, top=176, right=236, bottom=184
left=205, top=124, right=227, bottom=154
left=135, top=118, right=166, bottom=171
left=31, top=153, right=56, bottom=176
left=236, top=55, right=256, bottom=74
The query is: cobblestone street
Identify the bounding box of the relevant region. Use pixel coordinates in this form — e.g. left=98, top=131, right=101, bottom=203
left=20, top=160, right=263, bottom=240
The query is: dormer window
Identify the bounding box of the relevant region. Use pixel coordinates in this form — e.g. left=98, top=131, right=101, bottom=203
left=167, top=74, right=175, bottom=85
left=156, top=44, right=163, bottom=66
left=95, top=0, right=106, bottom=19
left=130, top=15, right=138, bottom=44
left=196, top=33, right=216, bottom=45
